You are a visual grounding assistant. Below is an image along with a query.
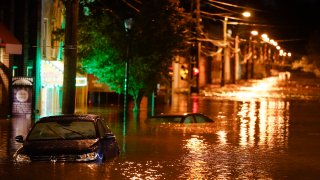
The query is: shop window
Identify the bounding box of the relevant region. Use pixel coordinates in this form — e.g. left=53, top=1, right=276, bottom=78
left=12, top=66, right=18, bottom=77
left=42, top=18, right=48, bottom=58
left=27, top=66, right=33, bottom=77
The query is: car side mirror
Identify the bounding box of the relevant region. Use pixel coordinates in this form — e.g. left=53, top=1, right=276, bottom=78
left=103, top=133, right=116, bottom=140
left=15, top=135, right=24, bottom=143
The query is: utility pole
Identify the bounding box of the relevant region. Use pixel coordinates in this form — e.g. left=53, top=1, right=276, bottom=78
left=221, top=16, right=228, bottom=87
left=250, top=38, right=255, bottom=79
left=62, top=0, right=79, bottom=114
left=234, top=35, right=239, bottom=83
left=195, top=0, right=200, bottom=93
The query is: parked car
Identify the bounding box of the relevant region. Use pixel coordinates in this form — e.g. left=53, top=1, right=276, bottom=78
left=13, top=114, right=120, bottom=163
left=148, top=112, right=214, bottom=123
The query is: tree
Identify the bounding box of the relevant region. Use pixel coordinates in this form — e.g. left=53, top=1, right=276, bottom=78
left=78, top=0, right=191, bottom=111
left=292, top=30, right=320, bottom=77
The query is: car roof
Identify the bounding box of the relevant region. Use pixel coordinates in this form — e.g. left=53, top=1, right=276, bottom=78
left=151, top=112, right=202, bottom=117
left=37, top=114, right=101, bottom=123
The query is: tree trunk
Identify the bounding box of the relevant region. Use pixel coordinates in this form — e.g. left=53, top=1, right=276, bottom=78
left=62, top=0, right=79, bottom=114
left=133, top=90, right=144, bottom=112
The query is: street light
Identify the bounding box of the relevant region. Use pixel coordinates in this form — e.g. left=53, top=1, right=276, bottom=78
left=222, top=11, right=251, bottom=86
left=123, top=18, right=133, bottom=114
left=242, top=11, right=251, bottom=18
left=234, top=28, right=258, bottom=83
left=249, top=30, right=258, bottom=79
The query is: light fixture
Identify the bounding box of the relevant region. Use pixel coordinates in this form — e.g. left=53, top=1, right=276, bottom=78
left=251, top=30, right=258, bottom=36
left=242, top=11, right=251, bottom=18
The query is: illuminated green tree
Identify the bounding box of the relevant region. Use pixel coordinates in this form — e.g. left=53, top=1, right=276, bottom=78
left=78, top=0, right=191, bottom=111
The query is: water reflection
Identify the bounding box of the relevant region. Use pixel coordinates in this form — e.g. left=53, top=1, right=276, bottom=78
left=3, top=77, right=320, bottom=179
left=0, top=119, right=11, bottom=163
left=182, top=135, right=210, bottom=179
left=236, top=100, right=290, bottom=148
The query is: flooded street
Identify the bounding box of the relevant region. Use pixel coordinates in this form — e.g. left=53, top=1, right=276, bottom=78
left=1, top=76, right=320, bottom=179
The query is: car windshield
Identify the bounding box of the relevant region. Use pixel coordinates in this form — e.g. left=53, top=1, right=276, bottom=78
left=149, top=116, right=182, bottom=123
left=27, top=121, right=96, bottom=141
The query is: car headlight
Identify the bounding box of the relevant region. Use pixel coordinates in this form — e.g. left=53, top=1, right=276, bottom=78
left=13, top=153, right=31, bottom=163
left=76, top=152, right=98, bottom=162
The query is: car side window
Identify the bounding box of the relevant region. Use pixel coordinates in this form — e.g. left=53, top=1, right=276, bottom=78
left=184, top=116, right=194, bottom=123
left=195, top=115, right=208, bottom=123
left=97, top=119, right=107, bottom=138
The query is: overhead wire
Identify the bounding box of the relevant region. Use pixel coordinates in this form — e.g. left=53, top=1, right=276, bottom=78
left=205, top=0, right=264, bottom=12
left=120, top=0, right=140, bottom=13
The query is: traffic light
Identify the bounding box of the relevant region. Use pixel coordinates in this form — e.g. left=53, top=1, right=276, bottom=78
left=192, top=67, right=199, bottom=76
left=180, top=65, right=188, bottom=80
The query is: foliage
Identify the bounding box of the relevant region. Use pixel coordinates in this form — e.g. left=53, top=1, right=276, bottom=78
left=78, top=0, right=191, bottom=110
left=292, top=30, right=320, bottom=77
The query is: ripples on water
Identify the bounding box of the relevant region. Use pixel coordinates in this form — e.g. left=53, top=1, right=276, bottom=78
left=2, top=77, right=320, bottom=179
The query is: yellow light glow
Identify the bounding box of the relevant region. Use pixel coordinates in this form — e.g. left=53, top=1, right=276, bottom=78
left=261, top=34, right=269, bottom=42
left=261, top=33, right=268, bottom=39
left=242, top=11, right=251, bottom=17
left=279, top=49, right=284, bottom=56
left=251, top=30, right=258, bottom=36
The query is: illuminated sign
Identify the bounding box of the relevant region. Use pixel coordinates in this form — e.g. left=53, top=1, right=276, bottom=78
left=41, top=60, right=87, bottom=87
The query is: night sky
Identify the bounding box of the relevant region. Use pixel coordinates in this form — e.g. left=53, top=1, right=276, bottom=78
left=247, top=0, right=320, bottom=56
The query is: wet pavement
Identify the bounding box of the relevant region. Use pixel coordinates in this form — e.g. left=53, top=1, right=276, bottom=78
left=1, top=75, right=320, bottom=179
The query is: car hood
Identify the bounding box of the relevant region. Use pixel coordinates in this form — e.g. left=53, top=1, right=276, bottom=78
left=22, top=139, right=99, bottom=155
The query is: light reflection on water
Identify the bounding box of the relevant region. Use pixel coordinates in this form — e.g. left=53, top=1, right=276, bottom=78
left=236, top=99, right=290, bottom=148
left=2, top=78, right=320, bottom=179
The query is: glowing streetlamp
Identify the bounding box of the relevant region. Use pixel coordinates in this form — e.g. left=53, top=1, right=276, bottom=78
left=261, top=33, right=269, bottom=41
left=248, top=30, right=258, bottom=79
left=223, top=11, right=251, bottom=86
left=251, top=30, right=258, bottom=36
left=242, top=11, right=251, bottom=18
left=123, top=18, right=133, bottom=114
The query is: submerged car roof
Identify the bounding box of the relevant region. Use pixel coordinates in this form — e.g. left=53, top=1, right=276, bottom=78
left=37, top=114, right=100, bottom=122
left=151, top=112, right=202, bottom=117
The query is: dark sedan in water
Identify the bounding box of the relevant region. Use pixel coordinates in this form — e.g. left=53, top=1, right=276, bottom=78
left=13, top=114, right=120, bottom=163
left=148, top=112, right=214, bottom=123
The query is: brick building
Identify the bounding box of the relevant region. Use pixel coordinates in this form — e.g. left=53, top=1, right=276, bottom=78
left=0, top=23, right=22, bottom=117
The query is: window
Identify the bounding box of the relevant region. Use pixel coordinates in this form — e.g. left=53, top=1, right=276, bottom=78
left=195, top=114, right=212, bottom=123
left=97, top=119, right=107, bottom=138
left=12, top=66, right=18, bottom=77
left=184, top=116, right=194, bottom=123
left=27, top=66, right=33, bottom=77
left=27, top=121, right=96, bottom=140
left=195, top=115, right=207, bottom=123
left=42, top=18, right=48, bottom=58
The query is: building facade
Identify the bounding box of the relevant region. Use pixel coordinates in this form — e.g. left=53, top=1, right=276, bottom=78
left=0, top=0, right=87, bottom=118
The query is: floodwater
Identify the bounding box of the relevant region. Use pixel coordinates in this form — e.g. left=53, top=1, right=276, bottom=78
left=1, top=75, right=320, bottom=179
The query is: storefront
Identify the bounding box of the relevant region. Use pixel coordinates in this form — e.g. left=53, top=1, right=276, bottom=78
left=40, top=60, right=87, bottom=116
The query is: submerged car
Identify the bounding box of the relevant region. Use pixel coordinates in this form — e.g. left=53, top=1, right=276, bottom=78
left=148, top=112, right=214, bottom=123
left=13, top=114, right=120, bottom=163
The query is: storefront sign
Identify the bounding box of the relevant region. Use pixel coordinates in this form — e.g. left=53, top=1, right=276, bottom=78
left=12, top=77, right=33, bottom=115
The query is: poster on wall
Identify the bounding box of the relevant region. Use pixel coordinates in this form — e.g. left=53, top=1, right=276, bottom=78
left=12, top=77, right=33, bottom=116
